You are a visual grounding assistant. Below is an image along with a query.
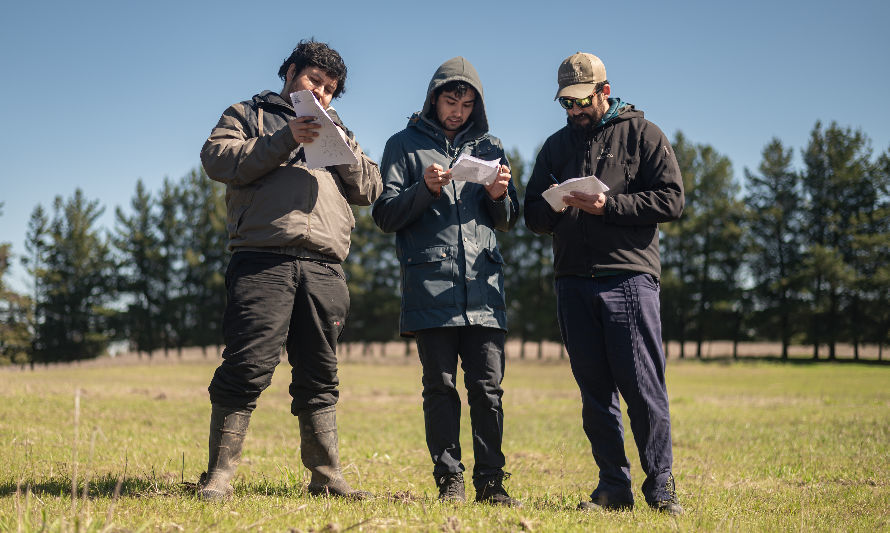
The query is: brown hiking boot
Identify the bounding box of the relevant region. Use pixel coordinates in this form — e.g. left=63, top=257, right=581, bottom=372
left=474, top=472, right=521, bottom=507
left=198, top=404, right=251, bottom=501
left=436, top=472, right=466, bottom=502
left=298, top=406, right=372, bottom=500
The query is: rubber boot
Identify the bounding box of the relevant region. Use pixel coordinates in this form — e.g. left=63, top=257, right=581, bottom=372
left=198, top=404, right=251, bottom=500
left=298, top=406, right=371, bottom=499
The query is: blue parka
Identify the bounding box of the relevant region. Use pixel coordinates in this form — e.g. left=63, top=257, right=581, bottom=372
left=372, top=57, right=519, bottom=335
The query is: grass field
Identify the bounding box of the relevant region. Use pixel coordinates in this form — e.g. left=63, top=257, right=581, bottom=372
left=1, top=355, right=888, bottom=532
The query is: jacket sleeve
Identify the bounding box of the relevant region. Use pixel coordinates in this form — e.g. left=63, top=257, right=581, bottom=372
left=483, top=148, right=519, bottom=232
left=332, top=135, right=383, bottom=206
left=603, top=122, right=684, bottom=225
left=523, top=142, right=565, bottom=235
left=371, top=135, right=437, bottom=233
left=200, top=102, right=299, bottom=186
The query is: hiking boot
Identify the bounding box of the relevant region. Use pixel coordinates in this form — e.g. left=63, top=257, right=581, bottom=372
left=578, top=486, right=634, bottom=511
left=435, top=472, right=466, bottom=502
left=198, top=404, right=251, bottom=501
left=474, top=472, right=522, bottom=507
left=298, top=406, right=372, bottom=500
left=647, top=474, right=683, bottom=516
left=577, top=499, right=634, bottom=511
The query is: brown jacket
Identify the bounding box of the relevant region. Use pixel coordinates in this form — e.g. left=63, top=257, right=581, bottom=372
left=201, top=90, right=382, bottom=262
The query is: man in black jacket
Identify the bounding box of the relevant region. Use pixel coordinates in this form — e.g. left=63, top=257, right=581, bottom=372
left=524, top=52, right=684, bottom=515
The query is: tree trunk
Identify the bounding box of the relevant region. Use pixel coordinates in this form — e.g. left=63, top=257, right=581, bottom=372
left=780, top=290, right=790, bottom=361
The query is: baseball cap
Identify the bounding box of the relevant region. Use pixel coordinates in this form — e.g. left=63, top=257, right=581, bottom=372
left=556, top=52, right=607, bottom=99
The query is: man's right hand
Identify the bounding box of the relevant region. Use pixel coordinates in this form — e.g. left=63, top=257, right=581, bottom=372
left=288, top=116, right=321, bottom=144
left=424, top=163, right=451, bottom=196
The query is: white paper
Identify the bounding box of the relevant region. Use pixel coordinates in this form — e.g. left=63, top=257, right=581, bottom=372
left=541, top=175, right=610, bottom=211
left=449, top=154, right=500, bottom=186
left=289, top=90, right=359, bottom=169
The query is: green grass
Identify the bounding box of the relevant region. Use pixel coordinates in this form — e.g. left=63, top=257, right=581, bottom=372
left=1, top=357, right=888, bottom=531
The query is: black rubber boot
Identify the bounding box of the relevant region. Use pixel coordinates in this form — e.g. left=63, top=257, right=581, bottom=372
left=298, top=406, right=371, bottom=500
left=198, top=404, right=251, bottom=501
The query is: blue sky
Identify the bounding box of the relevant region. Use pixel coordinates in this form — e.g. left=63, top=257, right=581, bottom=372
left=1, top=0, right=888, bottom=291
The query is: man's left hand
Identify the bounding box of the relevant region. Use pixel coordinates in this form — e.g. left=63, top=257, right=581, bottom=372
left=564, top=191, right=606, bottom=215
left=484, top=165, right=512, bottom=201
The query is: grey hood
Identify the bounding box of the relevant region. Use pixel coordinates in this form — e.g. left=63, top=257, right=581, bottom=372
left=418, top=56, right=489, bottom=139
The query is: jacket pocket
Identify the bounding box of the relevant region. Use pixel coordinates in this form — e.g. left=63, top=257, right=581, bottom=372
left=624, top=158, right=640, bottom=193
left=482, top=248, right=506, bottom=310
left=226, top=186, right=256, bottom=238
left=402, top=247, right=456, bottom=312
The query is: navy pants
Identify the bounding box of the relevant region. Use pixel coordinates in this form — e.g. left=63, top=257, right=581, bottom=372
left=208, top=251, right=349, bottom=415
left=414, top=326, right=506, bottom=486
left=556, top=272, right=674, bottom=504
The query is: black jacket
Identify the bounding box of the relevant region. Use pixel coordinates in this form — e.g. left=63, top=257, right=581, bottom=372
left=523, top=102, right=683, bottom=279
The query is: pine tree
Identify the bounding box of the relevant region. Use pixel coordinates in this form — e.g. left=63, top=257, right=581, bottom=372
left=179, top=167, right=228, bottom=354
left=0, top=203, right=32, bottom=366
left=801, top=122, right=872, bottom=359
left=28, top=190, right=115, bottom=362
left=500, top=147, right=560, bottom=359
left=112, top=179, right=162, bottom=356
left=744, top=139, right=804, bottom=359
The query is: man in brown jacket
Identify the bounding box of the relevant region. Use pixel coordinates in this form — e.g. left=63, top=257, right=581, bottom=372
left=197, top=39, right=381, bottom=500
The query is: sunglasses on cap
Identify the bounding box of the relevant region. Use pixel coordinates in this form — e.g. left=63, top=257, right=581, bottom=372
left=558, top=94, right=595, bottom=110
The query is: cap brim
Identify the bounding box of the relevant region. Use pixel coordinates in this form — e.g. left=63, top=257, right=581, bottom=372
left=555, top=83, right=598, bottom=100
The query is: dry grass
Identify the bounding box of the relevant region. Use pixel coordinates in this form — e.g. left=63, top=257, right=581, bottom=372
left=1, top=355, right=888, bottom=531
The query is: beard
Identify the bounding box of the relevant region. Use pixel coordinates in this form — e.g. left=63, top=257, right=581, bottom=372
left=568, top=114, right=597, bottom=133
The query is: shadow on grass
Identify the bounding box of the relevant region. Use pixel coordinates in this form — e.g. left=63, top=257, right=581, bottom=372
left=0, top=475, right=194, bottom=499
left=1, top=475, right=333, bottom=500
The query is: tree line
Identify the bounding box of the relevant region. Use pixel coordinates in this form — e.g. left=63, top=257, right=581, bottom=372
left=0, top=121, right=887, bottom=365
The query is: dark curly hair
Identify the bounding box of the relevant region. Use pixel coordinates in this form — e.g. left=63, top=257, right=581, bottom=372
left=434, top=80, right=474, bottom=100
left=278, top=39, right=347, bottom=99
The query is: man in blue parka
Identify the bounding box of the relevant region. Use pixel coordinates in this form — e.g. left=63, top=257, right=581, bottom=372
left=372, top=57, right=520, bottom=506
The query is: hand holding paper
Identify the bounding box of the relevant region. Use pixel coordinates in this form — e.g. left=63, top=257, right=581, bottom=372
left=289, top=90, right=359, bottom=169
left=449, top=154, right=500, bottom=186
left=541, top=175, right=610, bottom=212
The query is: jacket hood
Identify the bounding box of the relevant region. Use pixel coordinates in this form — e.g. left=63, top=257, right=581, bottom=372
left=253, top=90, right=347, bottom=130
left=253, top=90, right=290, bottom=108
left=567, top=97, right=642, bottom=138
left=415, top=56, right=489, bottom=139
left=600, top=98, right=638, bottom=127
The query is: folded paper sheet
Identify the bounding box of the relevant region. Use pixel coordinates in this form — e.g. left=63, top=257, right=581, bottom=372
left=289, top=90, right=358, bottom=169
left=449, top=154, right=500, bottom=186
left=542, top=175, right=610, bottom=211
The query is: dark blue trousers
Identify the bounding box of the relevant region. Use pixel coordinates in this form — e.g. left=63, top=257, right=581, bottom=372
left=556, top=272, right=674, bottom=504
left=414, top=326, right=506, bottom=486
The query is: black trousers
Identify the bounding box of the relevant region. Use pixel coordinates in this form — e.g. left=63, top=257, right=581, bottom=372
left=208, top=251, right=349, bottom=415
left=414, top=326, right=506, bottom=485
